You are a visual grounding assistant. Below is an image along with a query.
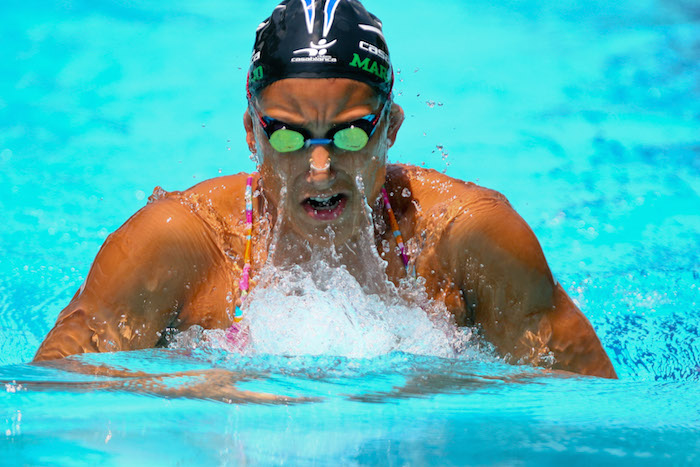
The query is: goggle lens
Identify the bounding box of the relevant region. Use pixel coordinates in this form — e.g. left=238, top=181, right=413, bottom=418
left=268, top=125, right=373, bottom=153
left=269, top=129, right=305, bottom=152
left=334, top=127, right=370, bottom=151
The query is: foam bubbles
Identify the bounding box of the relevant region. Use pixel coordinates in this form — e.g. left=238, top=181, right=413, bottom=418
left=170, top=261, right=474, bottom=360
left=243, top=261, right=464, bottom=358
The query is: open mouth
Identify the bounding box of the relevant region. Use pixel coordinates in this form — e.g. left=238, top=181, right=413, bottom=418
left=301, top=193, right=348, bottom=221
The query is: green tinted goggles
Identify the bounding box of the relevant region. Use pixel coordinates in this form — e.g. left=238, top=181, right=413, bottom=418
left=254, top=100, right=389, bottom=153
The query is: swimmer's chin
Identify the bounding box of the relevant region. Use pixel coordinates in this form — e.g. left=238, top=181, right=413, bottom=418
left=290, top=216, right=361, bottom=248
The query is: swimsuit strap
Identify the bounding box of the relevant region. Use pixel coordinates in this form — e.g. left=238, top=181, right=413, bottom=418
left=233, top=178, right=410, bottom=323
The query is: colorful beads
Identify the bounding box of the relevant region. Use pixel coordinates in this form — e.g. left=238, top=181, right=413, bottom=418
left=234, top=306, right=244, bottom=323
left=236, top=174, right=256, bottom=321
left=381, top=186, right=410, bottom=271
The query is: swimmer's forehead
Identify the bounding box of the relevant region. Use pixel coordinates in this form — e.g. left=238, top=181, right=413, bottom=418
left=256, top=78, right=383, bottom=125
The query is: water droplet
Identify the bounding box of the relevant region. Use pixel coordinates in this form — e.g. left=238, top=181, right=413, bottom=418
left=382, top=239, right=391, bottom=253
left=148, top=186, right=168, bottom=203
left=401, top=188, right=411, bottom=198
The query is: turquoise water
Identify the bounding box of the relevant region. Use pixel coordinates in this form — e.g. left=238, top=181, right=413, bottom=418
left=1, top=0, right=699, bottom=464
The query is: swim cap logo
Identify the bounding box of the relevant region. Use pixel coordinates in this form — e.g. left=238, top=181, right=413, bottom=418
left=291, top=0, right=342, bottom=63
left=292, top=38, right=338, bottom=62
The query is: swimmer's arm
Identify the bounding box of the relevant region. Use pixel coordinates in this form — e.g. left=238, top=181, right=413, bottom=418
left=445, top=197, right=617, bottom=378
left=34, top=197, right=223, bottom=361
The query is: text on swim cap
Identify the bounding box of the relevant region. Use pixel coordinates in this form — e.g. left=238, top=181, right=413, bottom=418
left=349, top=54, right=390, bottom=82
left=359, top=41, right=389, bottom=62
left=250, top=66, right=264, bottom=82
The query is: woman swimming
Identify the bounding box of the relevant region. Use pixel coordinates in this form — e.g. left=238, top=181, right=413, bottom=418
left=34, top=0, right=616, bottom=378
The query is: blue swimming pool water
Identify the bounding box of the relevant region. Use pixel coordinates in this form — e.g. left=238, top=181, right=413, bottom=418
left=1, top=0, right=699, bottom=464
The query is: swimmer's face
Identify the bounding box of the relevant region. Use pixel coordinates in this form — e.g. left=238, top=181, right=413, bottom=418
left=244, top=78, right=404, bottom=245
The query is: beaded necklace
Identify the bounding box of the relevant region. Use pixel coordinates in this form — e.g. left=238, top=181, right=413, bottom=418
left=381, top=186, right=410, bottom=270
left=233, top=174, right=254, bottom=324
left=232, top=174, right=410, bottom=323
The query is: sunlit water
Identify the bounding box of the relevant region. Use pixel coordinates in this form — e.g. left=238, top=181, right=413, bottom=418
left=1, top=0, right=699, bottom=465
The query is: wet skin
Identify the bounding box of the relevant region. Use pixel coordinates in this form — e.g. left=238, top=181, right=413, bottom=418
left=35, top=78, right=617, bottom=379
left=244, top=78, right=399, bottom=250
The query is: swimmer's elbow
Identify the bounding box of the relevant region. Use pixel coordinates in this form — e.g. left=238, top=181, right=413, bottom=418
left=33, top=345, right=76, bottom=362
left=33, top=307, right=104, bottom=362
left=33, top=334, right=94, bottom=362
left=545, top=285, right=618, bottom=379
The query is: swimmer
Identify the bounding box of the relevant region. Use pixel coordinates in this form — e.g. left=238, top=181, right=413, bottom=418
left=34, top=0, right=617, bottom=379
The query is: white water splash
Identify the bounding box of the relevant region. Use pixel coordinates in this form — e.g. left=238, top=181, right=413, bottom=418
left=171, top=259, right=473, bottom=359
left=242, top=261, right=467, bottom=358
left=171, top=173, right=474, bottom=359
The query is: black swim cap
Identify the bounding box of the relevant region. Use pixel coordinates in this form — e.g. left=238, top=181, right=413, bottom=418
left=247, top=0, right=393, bottom=101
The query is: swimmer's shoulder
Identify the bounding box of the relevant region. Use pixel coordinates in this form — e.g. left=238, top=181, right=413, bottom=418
left=180, top=171, right=257, bottom=215
left=388, top=164, right=547, bottom=271
left=386, top=163, right=510, bottom=213
left=135, top=172, right=256, bottom=238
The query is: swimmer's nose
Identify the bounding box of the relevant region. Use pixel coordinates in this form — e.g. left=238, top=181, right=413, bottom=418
left=307, top=145, right=335, bottom=188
